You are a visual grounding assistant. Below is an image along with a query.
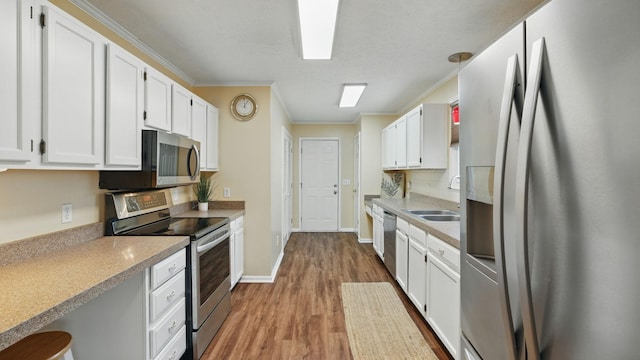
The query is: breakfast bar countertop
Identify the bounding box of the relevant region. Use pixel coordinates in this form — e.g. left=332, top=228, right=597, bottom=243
left=0, top=230, right=189, bottom=351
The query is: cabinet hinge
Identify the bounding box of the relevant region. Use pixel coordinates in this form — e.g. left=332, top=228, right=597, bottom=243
left=143, top=111, right=147, bottom=120
left=419, top=157, right=422, bottom=164
left=39, top=140, right=46, bottom=155
left=39, top=13, right=45, bottom=28
left=143, top=71, right=147, bottom=81
left=424, top=304, right=427, bottom=312
left=30, top=6, right=33, bottom=19
left=420, top=109, right=423, bottom=116
left=425, top=255, right=428, bottom=262
left=190, top=99, right=193, bottom=106
left=30, top=139, right=34, bottom=152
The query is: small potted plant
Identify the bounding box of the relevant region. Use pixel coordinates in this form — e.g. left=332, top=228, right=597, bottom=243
left=193, top=175, right=213, bottom=211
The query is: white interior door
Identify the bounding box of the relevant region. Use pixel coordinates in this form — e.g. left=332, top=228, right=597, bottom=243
left=354, top=133, right=360, bottom=237
left=300, top=139, right=339, bottom=231
left=282, top=129, right=293, bottom=246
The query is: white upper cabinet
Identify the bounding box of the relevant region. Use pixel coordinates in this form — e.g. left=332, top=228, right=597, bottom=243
left=382, top=125, right=396, bottom=169
left=0, top=0, right=37, bottom=163
left=383, top=103, right=449, bottom=170
left=406, top=106, right=422, bottom=167
left=144, top=67, right=172, bottom=132
left=395, top=116, right=407, bottom=168
left=42, top=4, right=105, bottom=166
left=204, top=104, right=219, bottom=171
left=171, top=83, right=192, bottom=137
left=190, top=95, right=207, bottom=168
left=105, top=43, right=143, bottom=168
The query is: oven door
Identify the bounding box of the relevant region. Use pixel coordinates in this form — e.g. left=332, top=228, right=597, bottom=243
left=191, top=224, right=231, bottom=329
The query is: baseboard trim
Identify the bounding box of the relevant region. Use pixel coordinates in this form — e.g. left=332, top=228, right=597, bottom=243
left=239, top=250, right=284, bottom=284
left=291, top=228, right=357, bottom=233
left=358, top=237, right=373, bottom=244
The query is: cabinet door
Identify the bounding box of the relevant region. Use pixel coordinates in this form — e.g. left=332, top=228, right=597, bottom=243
left=42, top=5, right=105, bottom=165
left=427, top=254, right=460, bottom=358
left=406, top=106, right=422, bottom=167
left=381, top=125, right=396, bottom=169
left=0, top=0, right=36, bottom=162
left=205, top=104, right=219, bottom=171
left=191, top=96, right=207, bottom=168
left=171, top=83, right=191, bottom=137
left=421, top=104, right=449, bottom=169
left=395, top=229, right=409, bottom=292
left=407, top=237, right=427, bottom=317
left=105, top=43, right=143, bottom=168
left=235, top=226, right=244, bottom=284
left=144, top=67, right=172, bottom=132
left=395, top=117, right=407, bottom=168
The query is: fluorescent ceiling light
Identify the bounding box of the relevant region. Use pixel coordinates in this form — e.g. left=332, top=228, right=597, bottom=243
left=339, top=84, right=367, bottom=108
left=298, top=0, right=339, bottom=59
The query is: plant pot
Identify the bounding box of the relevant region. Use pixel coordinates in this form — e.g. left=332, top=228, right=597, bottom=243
left=198, top=202, right=209, bottom=212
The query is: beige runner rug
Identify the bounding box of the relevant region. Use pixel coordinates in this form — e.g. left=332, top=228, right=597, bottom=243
left=341, top=282, right=438, bottom=360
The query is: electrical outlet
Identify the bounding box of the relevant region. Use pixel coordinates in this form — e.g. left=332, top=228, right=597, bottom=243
left=61, top=203, right=72, bottom=223
left=223, top=187, right=231, bottom=198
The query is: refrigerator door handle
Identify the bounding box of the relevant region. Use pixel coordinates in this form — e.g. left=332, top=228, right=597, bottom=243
left=515, top=37, right=546, bottom=360
left=493, top=54, right=523, bottom=360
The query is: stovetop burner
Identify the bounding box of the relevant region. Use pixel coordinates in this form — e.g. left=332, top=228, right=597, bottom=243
left=125, top=217, right=228, bottom=239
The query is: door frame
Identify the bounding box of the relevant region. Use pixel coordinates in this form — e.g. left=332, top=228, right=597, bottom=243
left=354, top=132, right=361, bottom=239
left=298, top=137, right=341, bottom=231
left=282, top=127, right=293, bottom=248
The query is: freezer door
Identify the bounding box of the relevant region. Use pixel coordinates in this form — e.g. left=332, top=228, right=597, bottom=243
left=459, top=22, right=525, bottom=360
left=519, top=0, right=640, bottom=358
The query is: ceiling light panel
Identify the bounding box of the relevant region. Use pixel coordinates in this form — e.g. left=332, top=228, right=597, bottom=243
left=298, top=0, right=339, bottom=59
left=339, top=84, right=367, bottom=108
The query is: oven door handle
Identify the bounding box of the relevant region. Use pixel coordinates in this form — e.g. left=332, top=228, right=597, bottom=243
left=196, top=231, right=230, bottom=253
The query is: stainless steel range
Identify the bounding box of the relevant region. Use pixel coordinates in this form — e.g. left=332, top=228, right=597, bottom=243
left=104, top=189, right=231, bottom=360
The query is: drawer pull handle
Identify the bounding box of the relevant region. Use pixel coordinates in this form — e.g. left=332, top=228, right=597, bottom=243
left=168, top=264, right=177, bottom=273
left=168, top=320, right=177, bottom=333
left=166, top=290, right=176, bottom=302
left=437, top=249, right=445, bottom=256
left=168, top=350, right=178, bottom=360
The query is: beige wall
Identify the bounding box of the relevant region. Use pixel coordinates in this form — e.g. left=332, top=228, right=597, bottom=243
left=0, top=170, right=102, bottom=244
left=193, top=86, right=274, bottom=277
left=270, top=93, right=292, bottom=267
left=291, top=124, right=357, bottom=230
left=356, top=115, right=397, bottom=240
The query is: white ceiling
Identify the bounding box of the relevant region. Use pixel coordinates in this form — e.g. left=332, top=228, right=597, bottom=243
left=79, top=0, right=545, bottom=123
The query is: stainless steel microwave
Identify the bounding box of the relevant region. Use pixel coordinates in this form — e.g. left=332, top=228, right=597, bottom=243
left=99, top=130, right=200, bottom=190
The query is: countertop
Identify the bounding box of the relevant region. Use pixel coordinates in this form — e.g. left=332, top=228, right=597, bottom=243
left=173, top=208, right=244, bottom=220
left=0, top=233, right=189, bottom=351
left=372, top=194, right=461, bottom=249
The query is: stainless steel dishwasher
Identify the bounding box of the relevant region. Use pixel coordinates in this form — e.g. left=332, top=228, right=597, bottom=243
left=383, top=210, right=396, bottom=278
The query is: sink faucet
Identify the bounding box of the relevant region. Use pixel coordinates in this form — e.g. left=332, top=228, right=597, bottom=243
left=448, top=175, right=461, bottom=189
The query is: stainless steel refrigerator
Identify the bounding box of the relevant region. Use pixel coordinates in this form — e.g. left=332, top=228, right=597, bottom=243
left=459, top=0, right=640, bottom=359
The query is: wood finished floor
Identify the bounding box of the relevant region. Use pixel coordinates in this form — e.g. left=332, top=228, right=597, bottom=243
left=202, top=232, right=453, bottom=360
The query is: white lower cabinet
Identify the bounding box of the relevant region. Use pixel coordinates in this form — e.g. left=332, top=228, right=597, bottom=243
left=372, top=205, right=384, bottom=260
left=407, top=224, right=427, bottom=316
left=41, top=249, right=187, bottom=360
left=426, top=234, right=460, bottom=359
left=230, top=216, right=244, bottom=289
left=147, top=249, right=187, bottom=360
left=395, top=217, right=409, bottom=292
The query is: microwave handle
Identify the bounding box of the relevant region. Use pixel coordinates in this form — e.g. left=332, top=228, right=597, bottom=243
left=188, top=144, right=200, bottom=180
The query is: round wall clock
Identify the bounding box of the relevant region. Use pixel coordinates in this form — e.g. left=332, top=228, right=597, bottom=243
left=230, top=93, right=258, bottom=121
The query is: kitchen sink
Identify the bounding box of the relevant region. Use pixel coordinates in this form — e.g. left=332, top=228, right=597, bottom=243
left=418, top=214, right=461, bottom=221
left=403, top=209, right=458, bottom=216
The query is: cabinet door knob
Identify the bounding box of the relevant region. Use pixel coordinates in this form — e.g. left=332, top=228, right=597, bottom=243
left=166, top=290, right=176, bottom=301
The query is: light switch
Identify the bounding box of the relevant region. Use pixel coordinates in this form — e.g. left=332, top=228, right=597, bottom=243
left=223, top=187, right=231, bottom=198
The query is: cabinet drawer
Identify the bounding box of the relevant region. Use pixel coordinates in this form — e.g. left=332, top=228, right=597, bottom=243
left=154, top=324, right=186, bottom=360
left=151, top=249, right=186, bottom=289
left=397, top=217, right=409, bottom=234
left=427, top=234, right=460, bottom=271
left=150, top=298, right=186, bottom=358
left=150, top=269, right=185, bottom=322
left=409, top=224, right=427, bottom=247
